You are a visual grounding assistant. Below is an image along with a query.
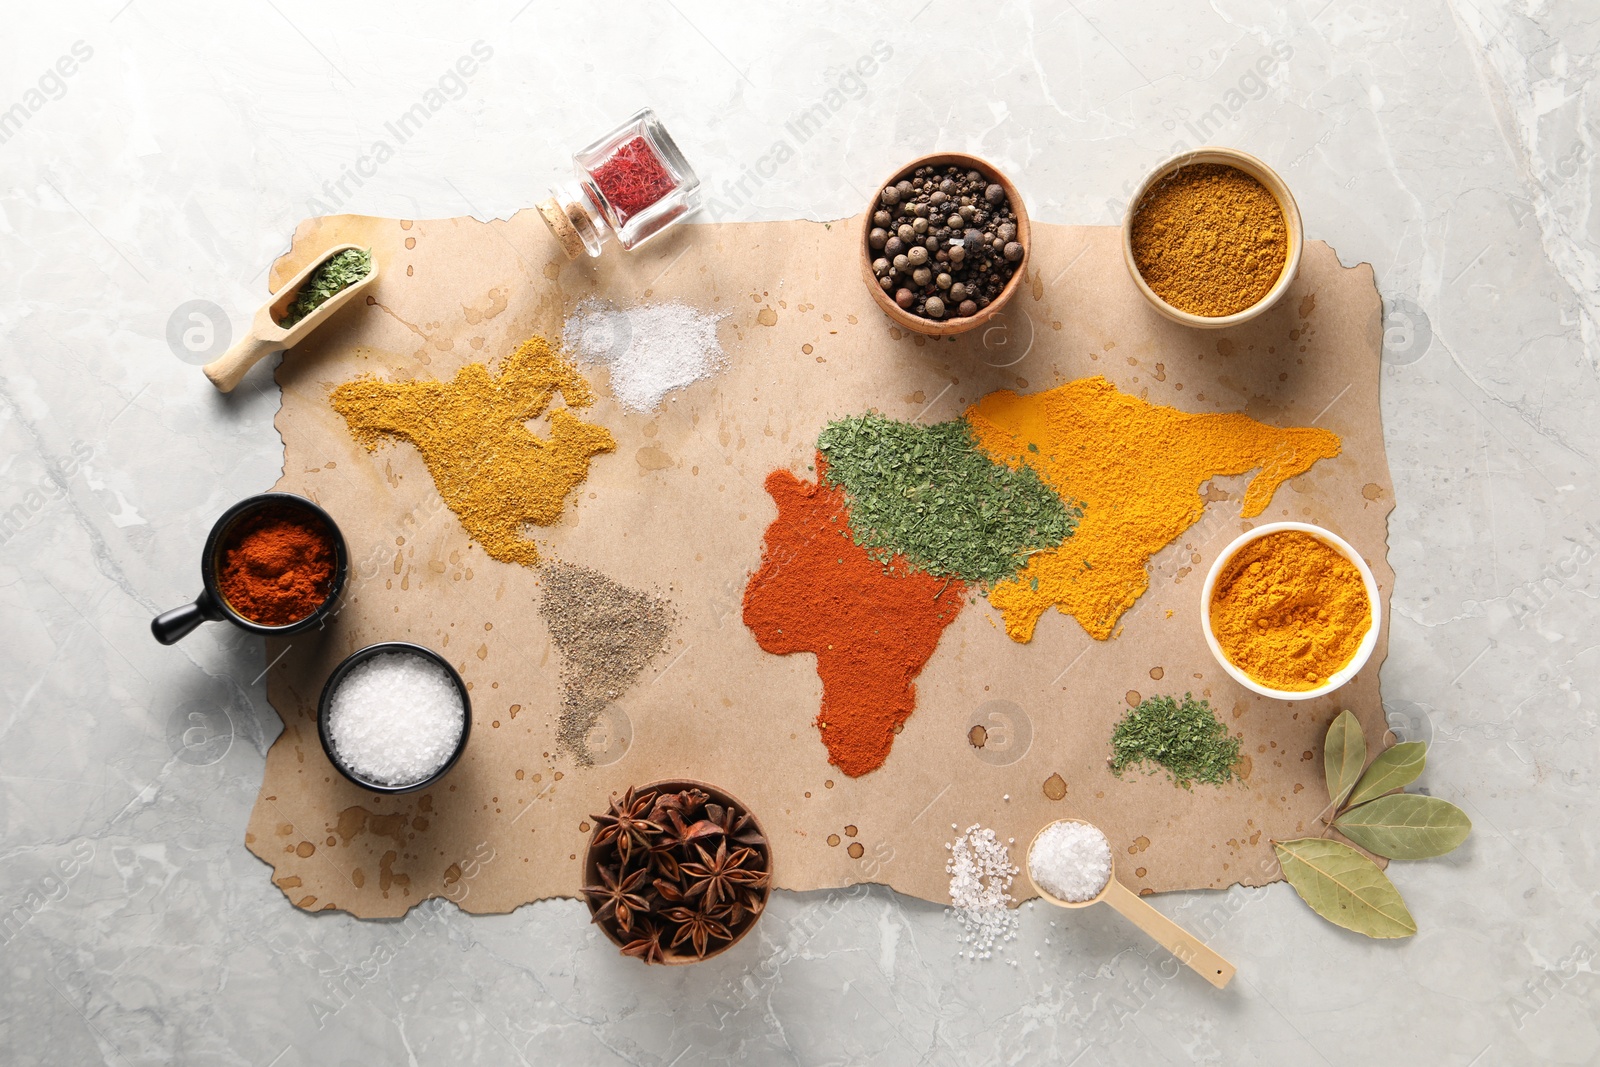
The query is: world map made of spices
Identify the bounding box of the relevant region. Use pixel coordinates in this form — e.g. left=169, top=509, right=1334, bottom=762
left=330, top=349, right=1340, bottom=778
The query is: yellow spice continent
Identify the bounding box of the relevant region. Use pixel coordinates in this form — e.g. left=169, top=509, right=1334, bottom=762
left=330, top=336, right=615, bottom=568
left=965, top=376, right=1342, bottom=642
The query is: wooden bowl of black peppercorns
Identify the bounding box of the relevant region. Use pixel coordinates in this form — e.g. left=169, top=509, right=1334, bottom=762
left=860, top=152, right=1030, bottom=338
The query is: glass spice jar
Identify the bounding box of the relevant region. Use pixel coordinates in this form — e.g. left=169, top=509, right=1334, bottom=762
left=538, top=108, right=702, bottom=259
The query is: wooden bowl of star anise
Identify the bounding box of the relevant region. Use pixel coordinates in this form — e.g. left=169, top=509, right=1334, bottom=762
left=582, top=779, right=772, bottom=965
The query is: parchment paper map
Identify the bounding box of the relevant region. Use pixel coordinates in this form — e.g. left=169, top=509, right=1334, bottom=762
left=246, top=212, right=1393, bottom=918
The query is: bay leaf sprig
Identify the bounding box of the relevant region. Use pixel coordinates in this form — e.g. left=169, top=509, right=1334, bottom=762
left=1321, top=709, right=1367, bottom=811
left=1273, top=838, right=1416, bottom=939
left=1333, top=794, right=1471, bottom=859
left=1273, top=709, right=1470, bottom=939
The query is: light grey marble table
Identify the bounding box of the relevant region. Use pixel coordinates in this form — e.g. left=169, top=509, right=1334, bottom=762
left=3, top=1, right=1597, bottom=1063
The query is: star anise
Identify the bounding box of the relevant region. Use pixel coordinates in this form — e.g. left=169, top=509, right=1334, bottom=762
left=681, top=840, right=764, bottom=907
left=582, top=863, right=651, bottom=935
left=649, top=787, right=710, bottom=823
left=655, top=805, right=723, bottom=853
left=705, top=802, right=768, bottom=849
left=664, top=904, right=733, bottom=958
left=710, top=885, right=767, bottom=927
left=593, top=783, right=772, bottom=963
left=620, top=920, right=667, bottom=965
left=650, top=846, right=682, bottom=882
left=591, top=786, right=661, bottom=863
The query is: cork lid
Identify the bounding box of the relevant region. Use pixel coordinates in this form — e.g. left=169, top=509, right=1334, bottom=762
left=537, top=197, right=587, bottom=260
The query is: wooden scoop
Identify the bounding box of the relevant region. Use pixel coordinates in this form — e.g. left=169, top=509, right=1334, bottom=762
left=1027, top=819, right=1236, bottom=989
left=203, top=243, right=378, bottom=392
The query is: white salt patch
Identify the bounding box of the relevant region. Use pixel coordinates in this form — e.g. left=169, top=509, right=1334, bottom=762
left=327, top=651, right=465, bottom=786
left=563, top=298, right=726, bottom=413
left=1028, top=820, right=1112, bottom=903
left=944, top=823, right=1019, bottom=959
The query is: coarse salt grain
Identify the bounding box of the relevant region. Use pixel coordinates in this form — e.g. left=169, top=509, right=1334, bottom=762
left=327, top=651, right=465, bottom=786
left=563, top=298, right=727, bottom=413
left=945, top=823, right=1019, bottom=958
left=1027, top=820, right=1113, bottom=903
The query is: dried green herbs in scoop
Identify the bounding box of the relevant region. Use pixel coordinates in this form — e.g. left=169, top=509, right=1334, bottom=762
left=279, top=247, right=372, bottom=328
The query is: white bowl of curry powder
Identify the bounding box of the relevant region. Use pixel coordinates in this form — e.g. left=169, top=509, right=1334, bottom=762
left=1200, top=521, right=1381, bottom=701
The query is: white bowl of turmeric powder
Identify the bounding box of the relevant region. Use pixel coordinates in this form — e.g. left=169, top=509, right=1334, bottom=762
left=1201, top=522, right=1380, bottom=701
left=1122, top=147, right=1303, bottom=329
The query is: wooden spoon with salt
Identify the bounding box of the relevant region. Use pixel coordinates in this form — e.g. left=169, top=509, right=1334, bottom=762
left=203, top=243, right=378, bottom=393
left=1028, top=818, right=1236, bottom=989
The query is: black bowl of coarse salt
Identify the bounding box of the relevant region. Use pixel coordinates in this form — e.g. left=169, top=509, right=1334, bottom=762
left=317, top=642, right=471, bottom=794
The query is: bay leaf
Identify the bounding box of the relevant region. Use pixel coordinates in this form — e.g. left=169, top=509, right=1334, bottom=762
left=1324, top=709, right=1366, bottom=811
left=1273, top=838, right=1417, bottom=938
left=1334, top=794, right=1472, bottom=859
left=1346, top=742, right=1427, bottom=808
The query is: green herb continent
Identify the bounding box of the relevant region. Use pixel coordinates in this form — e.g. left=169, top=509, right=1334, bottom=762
left=1109, top=693, right=1240, bottom=789
left=280, top=247, right=372, bottom=328
left=816, top=412, right=1080, bottom=584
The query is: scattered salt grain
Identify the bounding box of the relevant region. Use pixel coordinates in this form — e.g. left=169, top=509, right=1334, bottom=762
left=327, top=651, right=465, bottom=786
left=945, top=823, right=1019, bottom=958
left=1027, top=820, right=1113, bottom=903
left=563, top=298, right=727, bottom=412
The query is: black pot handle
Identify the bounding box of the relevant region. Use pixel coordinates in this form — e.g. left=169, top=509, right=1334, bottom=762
left=151, top=590, right=223, bottom=645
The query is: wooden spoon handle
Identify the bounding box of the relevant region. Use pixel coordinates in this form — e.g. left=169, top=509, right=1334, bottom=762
left=203, top=334, right=281, bottom=393
left=1102, top=879, right=1235, bottom=989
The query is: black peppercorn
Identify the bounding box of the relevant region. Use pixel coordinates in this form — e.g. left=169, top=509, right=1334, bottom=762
left=870, top=161, right=1022, bottom=322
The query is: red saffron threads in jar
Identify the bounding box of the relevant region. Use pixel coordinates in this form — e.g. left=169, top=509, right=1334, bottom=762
left=590, top=136, right=675, bottom=221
